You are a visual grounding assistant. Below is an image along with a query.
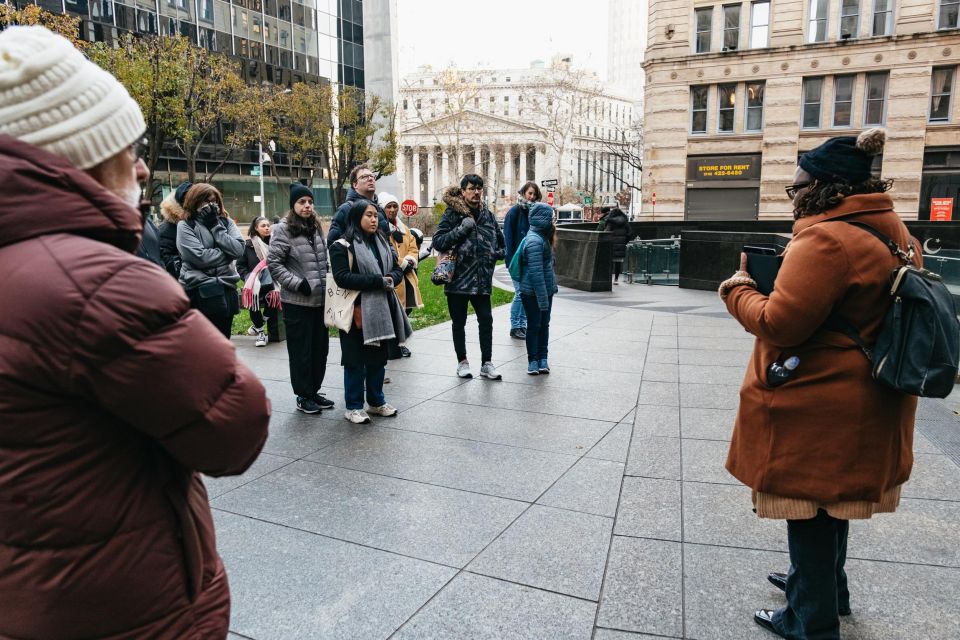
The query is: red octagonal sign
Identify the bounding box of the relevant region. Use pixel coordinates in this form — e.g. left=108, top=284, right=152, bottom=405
left=400, top=199, right=419, bottom=217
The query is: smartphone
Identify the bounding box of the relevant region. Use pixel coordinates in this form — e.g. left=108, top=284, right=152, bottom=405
left=743, top=245, right=778, bottom=256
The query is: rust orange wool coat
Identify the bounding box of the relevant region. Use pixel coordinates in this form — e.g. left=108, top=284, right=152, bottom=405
left=724, top=193, right=919, bottom=504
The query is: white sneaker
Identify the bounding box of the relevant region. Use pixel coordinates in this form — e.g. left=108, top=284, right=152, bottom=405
left=480, top=362, right=502, bottom=380
left=367, top=403, right=398, bottom=417
left=344, top=409, right=371, bottom=424
left=255, top=331, right=267, bottom=347
left=246, top=325, right=259, bottom=336
left=456, top=360, right=472, bottom=378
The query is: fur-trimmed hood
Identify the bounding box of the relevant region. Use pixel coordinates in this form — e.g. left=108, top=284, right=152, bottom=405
left=442, top=186, right=473, bottom=217
left=160, top=192, right=188, bottom=223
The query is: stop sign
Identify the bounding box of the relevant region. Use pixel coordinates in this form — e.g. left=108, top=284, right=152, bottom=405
left=652, top=192, right=657, bottom=206
left=546, top=191, right=554, bottom=206
left=400, top=199, right=418, bottom=217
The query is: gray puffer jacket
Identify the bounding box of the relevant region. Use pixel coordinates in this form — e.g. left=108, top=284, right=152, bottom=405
left=176, top=217, right=244, bottom=291
left=268, top=220, right=327, bottom=307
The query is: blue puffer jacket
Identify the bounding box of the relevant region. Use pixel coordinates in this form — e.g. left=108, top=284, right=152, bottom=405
left=518, top=203, right=558, bottom=309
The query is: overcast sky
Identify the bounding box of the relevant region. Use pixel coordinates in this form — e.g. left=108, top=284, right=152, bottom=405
left=396, top=0, right=611, bottom=79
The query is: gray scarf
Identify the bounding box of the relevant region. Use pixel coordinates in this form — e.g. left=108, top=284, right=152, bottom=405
left=352, top=233, right=413, bottom=345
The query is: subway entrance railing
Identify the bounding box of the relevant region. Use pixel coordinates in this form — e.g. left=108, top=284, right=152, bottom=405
left=623, top=237, right=681, bottom=286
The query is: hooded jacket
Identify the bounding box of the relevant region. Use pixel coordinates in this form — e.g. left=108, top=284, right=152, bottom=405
left=518, top=204, right=558, bottom=309
left=432, top=186, right=505, bottom=296
left=159, top=192, right=188, bottom=278
left=598, top=209, right=631, bottom=261
left=724, top=193, right=919, bottom=504
left=0, top=135, right=270, bottom=638
left=327, top=187, right=389, bottom=245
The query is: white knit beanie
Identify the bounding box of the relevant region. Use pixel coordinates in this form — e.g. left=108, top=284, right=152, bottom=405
left=0, top=26, right=146, bottom=169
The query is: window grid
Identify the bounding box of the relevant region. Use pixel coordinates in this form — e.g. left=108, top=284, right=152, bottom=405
left=750, top=1, right=770, bottom=48
left=802, top=77, right=824, bottom=129
left=723, top=4, right=741, bottom=50
left=808, top=0, right=829, bottom=42
left=872, top=0, right=893, bottom=36
left=941, top=0, right=960, bottom=29
left=833, top=75, right=855, bottom=127
left=930, top=67, right=955, bottom=122
left=746, top=81, right=765, bottom=131
left=839, top=0, right=860, bottom=39
left=691, top=85, right=709, bottom=134
left=864, top=72, right=888, bottom=125
left=718, top=84, right=737, bottom=133
left=696, top=7, right=713, bottom=53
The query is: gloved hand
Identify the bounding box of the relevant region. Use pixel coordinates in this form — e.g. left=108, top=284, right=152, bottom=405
left=391, top=229, right=405, bottom=243
left=458, top=217, right=476, bottom=233
left=197, top=202, right=220, bottom=228
left=297, top=279, right=312, bottom=296
left=382, top=276, right=394, bottom=290
left=402, top=256, right=415, bottom=273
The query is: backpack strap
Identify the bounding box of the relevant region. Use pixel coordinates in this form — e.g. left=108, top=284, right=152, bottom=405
left=837, top=220, right=914, bottom=265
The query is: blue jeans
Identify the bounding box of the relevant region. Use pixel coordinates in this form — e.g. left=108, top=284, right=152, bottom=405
left=510, top=279, right=527, bottom=330
left=343, top=364, right=386, bottom=410
left=520, top=294, right=553, bottom=361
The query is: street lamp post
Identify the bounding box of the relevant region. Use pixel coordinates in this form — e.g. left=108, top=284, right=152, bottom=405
left=258, top=138, right=266, bottom=218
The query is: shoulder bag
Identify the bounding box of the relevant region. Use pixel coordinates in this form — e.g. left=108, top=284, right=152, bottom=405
left=324, top=239, right=360, bottom=332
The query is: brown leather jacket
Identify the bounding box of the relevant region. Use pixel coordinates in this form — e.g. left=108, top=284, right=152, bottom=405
left=0, top=136, right=270, bottom=639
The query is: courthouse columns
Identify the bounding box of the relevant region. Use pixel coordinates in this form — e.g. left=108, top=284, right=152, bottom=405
left=518, top=145, right=527, bottom=184
left=456, top=146, right=464, bottom=179
left=473, top=145, right=481, bottom=177
left=502, top=144, right=513, bottom=196
left=411, top=146, right=421, bottom=205
left=441, top=148, right=450, bottom=190
left=535, top=145, right=545, bottom=181
left=426, top=148, right=436, bottom=204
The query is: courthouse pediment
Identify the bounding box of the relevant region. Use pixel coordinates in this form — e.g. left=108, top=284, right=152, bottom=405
left=401, top=109, right=541, bottom=137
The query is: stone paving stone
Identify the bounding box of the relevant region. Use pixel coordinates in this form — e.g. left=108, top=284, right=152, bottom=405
left=586, top=422, right=633, bottom=463
left=679, top=383, right=741, bottom=409
left=260, top=378, right=426, bottom=416
left=212, top=461, right=526, bottom=567
left=408, top=336, right=528, bottom=359
left=614, top=477, right=682, bottom=541
left=848, top=498, right=960, bottom=567
left=546, top=349, right=648, bottom=373
left=625, top=436, right=681, bottom=480
left=679, top=335, right=755, bottom=351
left=204, top=452, right=294, bottom=499
left=680, top=407, right=737, bottom=441
left=681, top=439, right=738, bottom=485
left=305, top=426, right=578, bottom=502
left=550, top=335, right=649, bottom=357
left=494, top=361, right=646, bottom=394
left=258, top=410, right=355, bottom=458
left=433, top=379, right=636, bottom=422
left=386, top=400, right=613, bottom=456
left=678, top=363, right=747, bottom=385
left=636, top=381, right=680, bottom=406
left=677, top=324, right=753, bottom=338
left=366, top=370, right=468, bottom=399
left=468, top=505, right=613, bottom=600
left=538, top=457, right=625, bottom=517
left=594, top=630, right=678, bottom=640
left=214, top=511, right=457, bottom=640
left=678, top=349, right=750, bottom=367
left=645, top=347, right=679, bottom=364
left=633, top=404, right=680, bottom=438
left=596, top=537, right=683, bottom=637
left=380, top=351, right=463, bottom=377
left=640, top=361, right=679, bottom=383
left=913, top=432, right=940, bottom=454
left=682, top=482, right=785, bottom=551
left=648, top=334, right=678, bottom=349
left=240, top=355, right=295, bottom=382
left=902, top=454, right=960, bottom=501
left=393, top=572, right=596, bottom=640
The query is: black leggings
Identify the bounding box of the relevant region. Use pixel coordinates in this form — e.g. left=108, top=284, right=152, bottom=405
left=446, top=294, right=493, bottom=363
left=613, top=260, right=623, bottom=280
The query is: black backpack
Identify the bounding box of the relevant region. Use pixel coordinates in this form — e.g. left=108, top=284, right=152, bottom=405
left=828, top=221, right=960, bottom=398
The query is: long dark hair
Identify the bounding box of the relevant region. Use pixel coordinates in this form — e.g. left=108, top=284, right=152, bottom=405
left=343, top=199, right=381, bottom=244
left=793, top=177, right=893, bottom=218
left=284, top=208, right=321, bottom=238
left=247, top=216, right=269, bottom=240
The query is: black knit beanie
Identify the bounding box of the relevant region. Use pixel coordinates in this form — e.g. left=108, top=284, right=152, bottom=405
left=799, top=128, right=886, bottom=184
left=289, top=182, right=313, bottom=208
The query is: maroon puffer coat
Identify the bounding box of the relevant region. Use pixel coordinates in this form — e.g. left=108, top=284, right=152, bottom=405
left=0, top=136, right=271, bottom=639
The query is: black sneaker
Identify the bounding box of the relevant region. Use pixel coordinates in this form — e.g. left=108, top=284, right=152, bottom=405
left=400, top=346, right=412, bottom=357
left=312, top=393, right=335, bottom=409
left=510, top=328, right=527, bottom=339
left=296, top=396, right=321, bottom=414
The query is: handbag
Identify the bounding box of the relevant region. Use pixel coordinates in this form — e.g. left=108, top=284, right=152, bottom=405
left=431, top=250, right=458, bottom=285
left=324, top=239, right=360, bottom=332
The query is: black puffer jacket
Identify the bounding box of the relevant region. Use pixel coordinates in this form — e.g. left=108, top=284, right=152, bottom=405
left=600, top=210, right=631, bottom=261
left=432, top=186, right=505, bottom=296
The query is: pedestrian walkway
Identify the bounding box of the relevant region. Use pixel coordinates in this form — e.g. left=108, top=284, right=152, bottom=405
left=214, top=279, right=960, bottom=640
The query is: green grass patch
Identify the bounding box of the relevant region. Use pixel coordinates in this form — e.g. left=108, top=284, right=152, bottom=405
left=232, top=257, right=513, bottom=336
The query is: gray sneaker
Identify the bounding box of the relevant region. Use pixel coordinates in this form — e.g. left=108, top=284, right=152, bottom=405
left=479, top=362, right=502, bottom=380
left=367, top=403, right=398, bottom=417
left=344, top=409, right=371, bottom=424
left=456, top=360, right=472, bottom=378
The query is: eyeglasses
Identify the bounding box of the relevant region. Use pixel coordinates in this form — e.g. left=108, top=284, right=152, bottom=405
left=356, top=174, right=375, bottom=181
left=785, top=182, right=811, bottom=199
left=131, top=136, right=149, bottom=162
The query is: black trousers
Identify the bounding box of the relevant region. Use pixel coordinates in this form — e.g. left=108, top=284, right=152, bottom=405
left=446, top=294, right=493, bottom=363
left=283, top=304, right=329, bottom=398
left=188, top=284, right=239, bottom=339
left=773, top=509, right=849, bottom=640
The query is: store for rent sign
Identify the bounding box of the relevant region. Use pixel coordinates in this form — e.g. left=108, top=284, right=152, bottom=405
left=686, top=155, right=762, bottom=181
left=931, top=198, right=954, bottom=222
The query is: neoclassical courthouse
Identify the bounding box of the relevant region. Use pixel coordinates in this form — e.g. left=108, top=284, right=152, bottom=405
left=643, top=0, right=960, bottom=221
left=395, top=59, right=639, bottom=214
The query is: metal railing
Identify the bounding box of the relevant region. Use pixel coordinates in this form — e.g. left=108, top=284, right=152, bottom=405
left=922, top=254, right=960, bottom=294
left=624, top=237, right=681, bottom=286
